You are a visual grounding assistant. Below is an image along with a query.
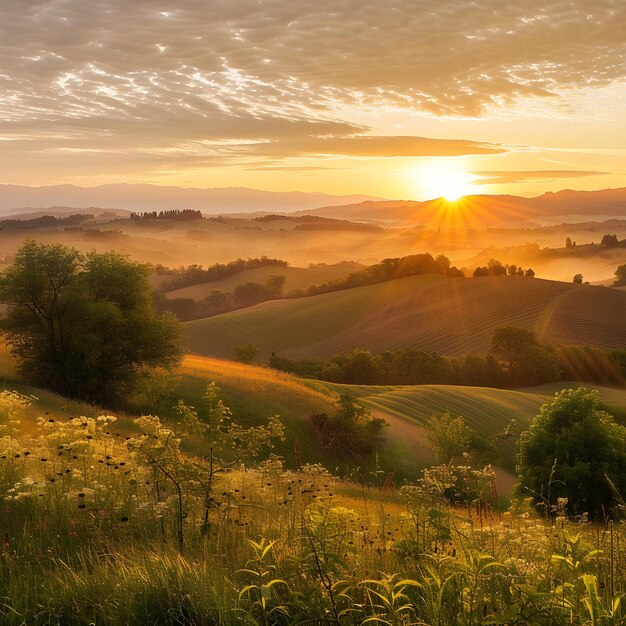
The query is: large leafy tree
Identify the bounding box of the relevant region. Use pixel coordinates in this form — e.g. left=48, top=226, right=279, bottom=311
left=517, top=387, right=626, bottom=519
left=0, top=241, right=184, bottom=404
left=490, top=326, right=561, bottom=386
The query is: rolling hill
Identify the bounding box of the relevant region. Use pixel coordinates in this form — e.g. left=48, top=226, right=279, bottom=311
left=3, top=347, right=625, bottom=486
left=319, top=382, right=626, bottom=471
left=302, top=187, right=626, bottom=227
left=166, top=264, right=362, bottom=300
left=185, top=274, right=626, bottom=360
left=0, top=184, right=380, bottom=214
left=168, top=356, right=626, bottom=480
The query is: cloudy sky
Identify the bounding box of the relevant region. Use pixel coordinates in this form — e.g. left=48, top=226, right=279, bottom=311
left=1, top=0, right=625, bottom=199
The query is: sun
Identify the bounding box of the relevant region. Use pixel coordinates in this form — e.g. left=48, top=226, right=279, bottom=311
left=410, top=160, right=478, bottom=201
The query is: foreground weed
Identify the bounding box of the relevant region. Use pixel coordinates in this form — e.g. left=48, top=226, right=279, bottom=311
left=236, top=538, right=293, bottom=625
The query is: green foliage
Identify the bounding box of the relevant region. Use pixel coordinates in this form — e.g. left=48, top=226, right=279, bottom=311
left=271, top=347, right=507, bottom=387
left=602, top=234, right=621, bottom=248
left=186, top=382, right=285, bottom=463
left=573, top=273, right=584, bottom=284
left=616, top=264, right=626, bottom=282
left=159, top=256, right=288, bottom=291
left=304, top=252, right=460, bottom=296
left=517, top=387, right=626, bottom=519
left=0, top=241, right=184, bottom=405
left=265, top=274, right=286, bottom=296
left=310, top=394, right=387, bottom=464
left=490, top=326, right=562, bottom=386
left=426, top=411, right=474, bottom=464
left=4, top=385, right=626, bottom=624
left=234, top=343, right=260, bottom=364
left=233, top=281, right=273, bottom=307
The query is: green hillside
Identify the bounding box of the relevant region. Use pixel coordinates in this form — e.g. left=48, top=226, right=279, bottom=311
left=170, top=356, right=626, bottom=477
left=4, top=350, right=626, bottom=484
left=185, top=274, right=626, bottom=360
left=166, top=264, right=360, bottom=300
left=317, top=382, right=626, bottom=471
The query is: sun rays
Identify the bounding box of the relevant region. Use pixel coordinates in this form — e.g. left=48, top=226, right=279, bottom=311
left=409, top=160, right=481, bottom=202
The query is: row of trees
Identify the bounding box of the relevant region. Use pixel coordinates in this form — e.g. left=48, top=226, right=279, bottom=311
left=270, top=327, right=563, bottom=388
left=272, top=333, right=626, bottom=388
left=130, top=209, right=203, bottom=221
left=300, top=253, right=463, bottom=298
left=161, top=254, right=466, bottom=321
left=473, top=259, right=535, bottom=277
left=157, top=275, right=286, bottom=321
left=156, top=256, right=288, bottom=291
left=0, top=213, right=93, bottom=230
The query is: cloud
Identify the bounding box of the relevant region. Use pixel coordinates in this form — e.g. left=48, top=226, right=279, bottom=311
left=248, top=136, right=504, bottom=158
left=472, top=170, right=608, bottom=185
left=0, top=0, right=623, bottom=179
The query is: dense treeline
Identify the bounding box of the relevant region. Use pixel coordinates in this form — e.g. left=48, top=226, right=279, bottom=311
left=0, top=213, right=93, bottom=229
left=158, top=253, right=542, bottom=322
left=156, top=256, right=288, bottom=291
left=130, top=209, right=203, bottom=220
left=270, top=330, right=626, bottom=388
left=297, top=253, right=463, bottom=297
left=158, top=254, right=461, bottom=320
left=271, top=349, right=508, bottom=387
left=601, top=233, right=626, bottom=248
left=156, top=275, right=286, bottom=321
left=472, top=258, right=535, bottom=277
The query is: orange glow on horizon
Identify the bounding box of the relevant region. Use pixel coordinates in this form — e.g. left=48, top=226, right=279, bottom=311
left=409, top=160, right=480, bottom=203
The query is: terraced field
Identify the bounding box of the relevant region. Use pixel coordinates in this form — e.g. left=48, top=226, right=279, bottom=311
left=166, top=264, right=360, bottom=300
left=186, top=274, right=626, bottom=360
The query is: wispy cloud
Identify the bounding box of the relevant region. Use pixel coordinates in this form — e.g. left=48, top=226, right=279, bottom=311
left=0, top=1, right=624, bottom=182
left=472, top=170, right=608, bottom=185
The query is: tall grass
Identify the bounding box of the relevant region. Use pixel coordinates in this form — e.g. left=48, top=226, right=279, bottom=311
left=2, top=390, right=626, bottom=624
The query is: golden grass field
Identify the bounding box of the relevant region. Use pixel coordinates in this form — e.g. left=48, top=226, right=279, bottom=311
left=177, top=355, right=626, bottom=479
left=185, top=274, right=626, bottom=360
left=3, top=340, right=625, bottom=477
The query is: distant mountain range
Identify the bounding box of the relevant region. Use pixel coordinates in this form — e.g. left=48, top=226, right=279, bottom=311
left=1, top=184, right=625, bottom=227
left=0, top=184, right=380, bottom=214
left=303, top=188, right=626, bottom=226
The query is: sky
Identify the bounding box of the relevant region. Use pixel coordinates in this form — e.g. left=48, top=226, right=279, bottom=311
left=0, top=0, right=625, bottom=200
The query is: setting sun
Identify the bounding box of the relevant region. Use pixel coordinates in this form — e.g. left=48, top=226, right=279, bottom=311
left=411, top=160, right=479, bottom=201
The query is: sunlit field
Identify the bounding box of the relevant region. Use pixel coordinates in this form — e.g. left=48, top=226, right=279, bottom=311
left=2, top=388, right=626, bottom=625
left=185, top=275, right=626, bottom=361
left=3, top=1, right=626, bottom=623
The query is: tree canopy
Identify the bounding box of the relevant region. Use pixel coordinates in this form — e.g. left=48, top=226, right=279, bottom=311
left=489, top=326, right=561, bottom=386
left=0, top=241, right=184, bottom=405
left=517, top=387, right=626, bottom=519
